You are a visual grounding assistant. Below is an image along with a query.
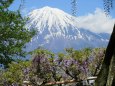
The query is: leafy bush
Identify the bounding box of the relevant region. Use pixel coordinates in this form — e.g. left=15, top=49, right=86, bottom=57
left=0, top=48, right=105, bottom=85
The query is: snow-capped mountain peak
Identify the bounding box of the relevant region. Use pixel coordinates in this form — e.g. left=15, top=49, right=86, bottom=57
left=26, top=6, right=110, bottom=52
left=27, top=6, right=78, bottom=35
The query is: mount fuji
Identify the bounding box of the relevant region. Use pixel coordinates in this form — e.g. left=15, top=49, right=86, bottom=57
left=26, top=6, right=110, bottom=52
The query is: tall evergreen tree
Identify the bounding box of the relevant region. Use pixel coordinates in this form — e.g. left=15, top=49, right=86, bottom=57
left=0, top=0, right=35, bottom=67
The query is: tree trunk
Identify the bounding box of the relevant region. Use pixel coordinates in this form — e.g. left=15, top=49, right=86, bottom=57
left=106, top=50, right=115, bottom=86
left=112, top=75, right=115, bottom=86
left=112, top=50, right=115, bottom=86
left=95, top=24, right=115, bottom=86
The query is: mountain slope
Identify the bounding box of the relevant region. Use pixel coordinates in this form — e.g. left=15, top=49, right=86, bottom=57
left=26, top=6, right=110, bottom=52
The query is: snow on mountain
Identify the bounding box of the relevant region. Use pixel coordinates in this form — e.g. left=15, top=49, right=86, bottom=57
left=26, top=6, right=110, bottom=52
left=27, top=6, right=77, bottom=35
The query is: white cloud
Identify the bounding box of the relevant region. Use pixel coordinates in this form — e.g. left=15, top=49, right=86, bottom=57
left=77, top=8, right=115, bottom=33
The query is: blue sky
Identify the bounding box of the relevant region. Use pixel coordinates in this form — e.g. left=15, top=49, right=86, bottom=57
left=10, top=0, right=115, bottom=17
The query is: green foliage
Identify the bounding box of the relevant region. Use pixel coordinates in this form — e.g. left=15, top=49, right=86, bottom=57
left=0, top=48, right=105, bottom=85
left=65, top=48, right=91, bottom=60
left=58, top=48, right=92, bottom=80
left=1, top=60, right=31, bottom=85
left=0, top=0, right=35, bottom=67
left=88, top=48, right=105, bottom=76
left=30, top=49, right=55, bottom=85
left=0, top=0, right=14, bottom=9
